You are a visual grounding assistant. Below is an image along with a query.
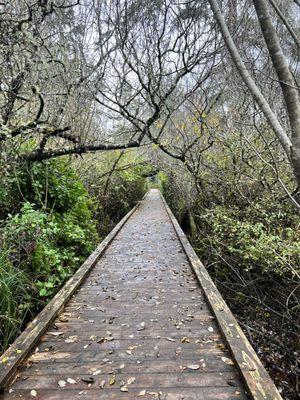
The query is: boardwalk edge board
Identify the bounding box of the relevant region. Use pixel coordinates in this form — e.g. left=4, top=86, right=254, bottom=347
left=0, top=198, right=144, bottom=391
left=160, top=192, right=283, bottom=400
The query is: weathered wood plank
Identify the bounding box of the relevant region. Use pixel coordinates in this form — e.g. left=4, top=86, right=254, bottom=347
left=0, top=387, right=248, bottom=400
left=36, top=337, right=223, bottom=352
left=18, top=358, right=236, bottom=374
left=12, top=372, right=240, bottom=390
left=26, top=348, right=228, bottom=364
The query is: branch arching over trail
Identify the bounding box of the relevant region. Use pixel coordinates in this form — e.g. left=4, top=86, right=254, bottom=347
left=20, top=140, right=142, bottom=162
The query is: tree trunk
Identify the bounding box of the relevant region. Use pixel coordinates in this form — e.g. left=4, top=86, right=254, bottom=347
left=207, top=0, right=300, bottom=188
left=253, top=0, right=300, bottom=188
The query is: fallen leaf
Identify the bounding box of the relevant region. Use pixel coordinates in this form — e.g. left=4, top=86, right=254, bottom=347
left=166, top=337, right=175, bottom=342
left=109, top=376, right=116, bottom=385
left=137, top=322, right=145, bottom=331
left=59, top=315, right=69, bottom=322
left=82, top=377, right=95, bottom=384
left=65, top=335, right=78, bottom=343
left=227, top=380, right=237, bottom=387
left=187, top=364, right=200, bottom=370
left=175, top=347, right=182, bottom=356
left=181, top=337, right=190, bottom=343
left=221, top=356, right=234, bottom=365
left=92, top=369, right=102, bottom=376
left=148, top=391, right=162, bottom=397
left=100, top=379, right=106, bottom=388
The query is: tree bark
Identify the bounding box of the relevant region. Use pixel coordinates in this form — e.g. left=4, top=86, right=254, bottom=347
left=253, top=0, right=300, bottom=187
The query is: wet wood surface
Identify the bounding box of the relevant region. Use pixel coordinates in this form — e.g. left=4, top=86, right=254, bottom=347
left=0, top=189, right=280, bottom=399
left=161, top=194, right=283, bottom=400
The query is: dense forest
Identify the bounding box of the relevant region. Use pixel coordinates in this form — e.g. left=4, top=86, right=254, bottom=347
left=0, top=0, right=299, bottom=399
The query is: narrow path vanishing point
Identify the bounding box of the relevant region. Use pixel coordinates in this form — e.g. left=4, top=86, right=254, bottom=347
left=0, top=189, right=282, bottom=399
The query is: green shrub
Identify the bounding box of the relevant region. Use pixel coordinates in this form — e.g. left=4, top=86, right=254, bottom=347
left=0, top=158, right=98, bottom=352
left=103, top=167, right=146, bottom=218
left=193, top=201, right=300, bottom=278
left=82, top=152, right=148, bottom=235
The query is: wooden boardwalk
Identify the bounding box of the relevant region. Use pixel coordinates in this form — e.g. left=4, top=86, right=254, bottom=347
left=0, top=190, right=282, bottom=400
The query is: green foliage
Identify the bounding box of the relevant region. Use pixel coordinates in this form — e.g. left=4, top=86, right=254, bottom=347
left=0, top=158, right=97, bottom=352
left=81, top=151, right=149, bottom=236
left=103, top=165, right=147, bottom=218
left=0, top=152, right=151, bottom=353
left=194, top=200, right=300, bottom=278
left=0, top=248, right=35, bottom=350
left=147, top=171, right=168, bottom=192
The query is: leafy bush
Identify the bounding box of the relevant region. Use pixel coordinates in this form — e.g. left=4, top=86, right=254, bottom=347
left=187, top=198, right=300, bottom=399
left=101, top=166, right=147, bottom=220
left=194, top=201, right=300, bottom=278
left=0, top=153, right=150, bottom=353
left=81, top=151, right=148, bottom=236
left=0, top=158, right=97, bottom=352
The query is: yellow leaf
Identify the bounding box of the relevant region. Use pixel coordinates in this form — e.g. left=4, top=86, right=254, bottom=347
left=109, top=376, right=116, bottom=385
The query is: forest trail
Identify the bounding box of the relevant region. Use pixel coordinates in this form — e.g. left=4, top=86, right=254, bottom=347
left=0, top=190, right=281, bottom=400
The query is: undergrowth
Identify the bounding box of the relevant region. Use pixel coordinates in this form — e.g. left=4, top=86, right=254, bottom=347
left=0, top=154, right=149, bottom=354
left=0, top=158, right=98, bottom=352
left=163, top=180, right=300, bottom=400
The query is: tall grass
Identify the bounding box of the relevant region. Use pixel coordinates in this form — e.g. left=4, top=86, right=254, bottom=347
left=0, top=248, right=35, bottom=353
